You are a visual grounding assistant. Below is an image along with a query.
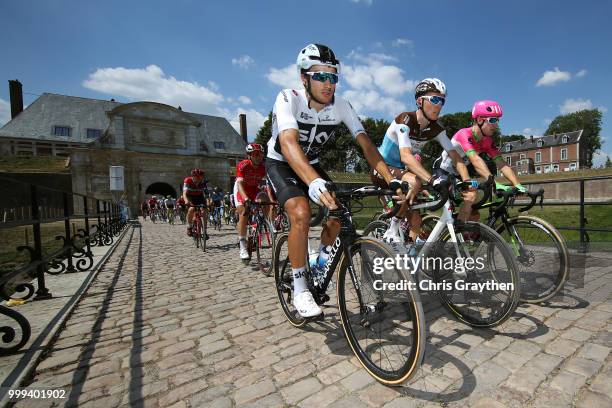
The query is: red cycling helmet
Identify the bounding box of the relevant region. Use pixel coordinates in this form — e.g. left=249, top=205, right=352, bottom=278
left=246, top=143, right=264, bottom=154
left=191, top=168, right=205, bottom=177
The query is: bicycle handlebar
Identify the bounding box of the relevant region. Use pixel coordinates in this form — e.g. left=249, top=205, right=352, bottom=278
left=492, top=187, right=545, bottom=212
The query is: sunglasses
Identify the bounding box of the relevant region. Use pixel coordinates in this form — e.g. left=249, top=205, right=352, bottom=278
left=305, top=71, right=339, bottom=84
left=421, top=95, right=445, bottom=106
left=483, top=117, right=500, bottom=124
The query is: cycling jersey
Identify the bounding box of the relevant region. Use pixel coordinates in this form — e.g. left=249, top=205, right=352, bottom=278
left=183, top=177, right=208, bottom=196
left=267, top=88, right=365, bottom=163
left=437, top=127, right=503, bottom=174
left=379, top=111, right=454, bottom=169
left=147, top=199, right=157, bottom=207
left=211, top=192, right=224, bottom=205
left=164, top=198, right=176, bottom=208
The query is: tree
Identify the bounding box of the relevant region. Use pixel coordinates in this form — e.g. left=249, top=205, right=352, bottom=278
left=545, top=109, right=603, bottom=168
left=353, top=117, right=391, bottom=172
left=606, top=156, right=612, bottom=168
left=254, top=111, right=273, bottom=146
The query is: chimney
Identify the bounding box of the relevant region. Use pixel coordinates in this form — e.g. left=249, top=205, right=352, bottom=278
left=239, top=113, right=248, bottom=144
left=8, top=79, right=24, bottom=119
left=530, top=135, right=534, bottom=142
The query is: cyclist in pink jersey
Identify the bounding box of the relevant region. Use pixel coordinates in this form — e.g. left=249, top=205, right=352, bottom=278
left=436, top=100, right=526, bottom=221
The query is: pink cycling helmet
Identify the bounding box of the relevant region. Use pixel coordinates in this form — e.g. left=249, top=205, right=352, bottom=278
left=472, top=100, right=503, bottom=119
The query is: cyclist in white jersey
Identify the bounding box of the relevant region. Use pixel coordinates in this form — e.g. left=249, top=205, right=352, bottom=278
left=266, top=43, right=405, bottom=318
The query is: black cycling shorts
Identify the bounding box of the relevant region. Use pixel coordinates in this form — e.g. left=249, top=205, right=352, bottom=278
left=266, top=158, right=331, bottom=208
left=187, top=194, right=205, bottom=206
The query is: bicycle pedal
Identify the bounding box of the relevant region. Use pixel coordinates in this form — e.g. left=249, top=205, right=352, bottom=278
left=317, top=294, right=330, bottom=305
left=306, top=311, right=325, bottom=322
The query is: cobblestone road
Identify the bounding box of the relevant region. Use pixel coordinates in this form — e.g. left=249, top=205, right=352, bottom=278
left=17, top=220, right=611, bottom=407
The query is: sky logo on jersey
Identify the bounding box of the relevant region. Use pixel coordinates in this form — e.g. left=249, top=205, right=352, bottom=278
left=298, top=128, right=335, bottom=145
left=300, top=112, right=312, bottom=120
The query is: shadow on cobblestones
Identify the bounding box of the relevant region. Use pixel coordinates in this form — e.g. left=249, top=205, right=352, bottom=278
left=128, top=224, right=145, bottom=406
left=65, top=225, right=137, bottom=406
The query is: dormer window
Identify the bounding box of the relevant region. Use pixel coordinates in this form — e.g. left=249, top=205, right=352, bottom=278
left=53, top=126, right=71, bottom=137
left=562, top=135, right=568, bottom=143
left=505, top=144, right=512, bottom=152
left=537, top=140, right=544, bottom=147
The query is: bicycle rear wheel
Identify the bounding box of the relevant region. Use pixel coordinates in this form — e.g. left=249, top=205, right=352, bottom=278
left=337, top=237, right=426, bottom=385
left=200, top=217, right=207, bottom=252
left=273, top=232, right=307, bottom=327
left=496, top=215, right=569, bottom=303
left=362, top=220, right=389, bottom=240
left=431, top=221, right=521, bottom=327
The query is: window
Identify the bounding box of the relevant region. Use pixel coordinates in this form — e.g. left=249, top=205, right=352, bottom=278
left=537, top=140, right=543, bottom=147
left=561, top=148, right=567, bottom=160
left=505, top=144, right=512, bottom=152
left=520, top=154, right=526, bottom=160
left=506, top=156, right=512, bottom=165
left=535, top=166, right=541, bottom=173
left=535, top=152, right=541, bottom=163
left=570, top=162, right=577, bottom=170
left=552, top=164, right=559, bottom=172
left=53, top=126, right=71, bottom=137
left=562, top=135, right=568, bottom=143
left=544, top=165, right=551, bottom=173
left=214, top=141, right=226, bottom=150
left=87, top=129, right=102, bottom=139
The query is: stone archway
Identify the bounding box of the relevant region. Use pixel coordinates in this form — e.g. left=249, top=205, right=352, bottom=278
left=145, top=182, right=177, bottom=198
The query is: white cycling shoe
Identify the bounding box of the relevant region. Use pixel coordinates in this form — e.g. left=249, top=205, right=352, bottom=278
left=239, top=247, right=250, bottom=260
left=293, top=291, right=322, bottom=318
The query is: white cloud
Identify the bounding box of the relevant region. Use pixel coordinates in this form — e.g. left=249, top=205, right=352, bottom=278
left=343, top=89, right=406, bottom=116
left=576, top=69, right=587, bottom=78
left=83, top=65, right=224, bottom=114
left=536, top=67, right=571, bottom=87
left=522, top=128, right=541, bottom=136
left=560, top=98, right=594, bottom=114
left=350, top=0, right=373, bottom=5
left=392, top=38, right=414, bottom=48
left=543, top=118, right=552, bottom=125
left=599, top=106, right=608, bottom=113
left=344, top=60, right=416, bottom=96
left=266, top=64, right=302, bottom=90
left=347, top=50, right=397, bottom=63
left=231, top=55, right=255, bottom=69
left=238, top=95, right=252, bottom=105
left=227, top=108, right=267, bottom=141
left=0, top=98, right=10, bottom=127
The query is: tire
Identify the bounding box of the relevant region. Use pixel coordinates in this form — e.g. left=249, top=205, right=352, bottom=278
left=200, top=219, right=207, bottom=252
left=431, top=221, right=521, bottom=328
left=496, top=215, right=569, bottom=303
left=256, top=220, right=275, bottom=276
left=337, top=237, right=426, bottom=385
left=362, top=220, right=389, bottom=240
left=310, top=204, right=327, bottom=227
left=273, top=232, right=308, bottom=327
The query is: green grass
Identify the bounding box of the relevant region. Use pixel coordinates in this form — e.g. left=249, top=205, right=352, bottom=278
left=0, top=219, right=90, bottom=273
left=0, top=155, right=70, bottom=173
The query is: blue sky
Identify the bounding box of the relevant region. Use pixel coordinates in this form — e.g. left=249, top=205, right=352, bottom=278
left=1, top=0, right=611, bottom=164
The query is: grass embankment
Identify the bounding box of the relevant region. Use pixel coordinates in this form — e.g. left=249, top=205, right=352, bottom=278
left=0, top=155, right=70, bottom=173
left=0, top=219, right=90, bottom=272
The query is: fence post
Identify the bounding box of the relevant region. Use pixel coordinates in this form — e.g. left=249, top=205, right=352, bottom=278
left=83, top=196, right=92, bottom=256
left=96, top=199, right=103, bottom=246
left=579, top=179, right=587, bottom=253
left=31, top=185, right=52, bottom=300
left=63, top=192, right=76, bottom=273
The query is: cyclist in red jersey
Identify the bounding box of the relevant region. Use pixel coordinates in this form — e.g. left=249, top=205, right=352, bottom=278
left=235, top=143, right=267, bottom=261
left=183, top=168, right=210, bottom=239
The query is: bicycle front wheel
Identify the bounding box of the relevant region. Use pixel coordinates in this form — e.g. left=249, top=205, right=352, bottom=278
left=496, top=215, right=569, bottom=303
left=431, top=221, right=521, bottom=327
left=337, top=237, right=426, bottom=385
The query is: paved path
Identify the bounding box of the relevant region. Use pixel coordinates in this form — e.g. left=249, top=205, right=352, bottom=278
left=12, top=220, right=612, bottom=407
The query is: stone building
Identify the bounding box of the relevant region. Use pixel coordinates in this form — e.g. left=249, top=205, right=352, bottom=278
left=0, top=80, right=248, bottom=215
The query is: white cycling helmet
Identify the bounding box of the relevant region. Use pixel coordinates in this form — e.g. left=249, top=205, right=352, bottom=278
left=415, top=78, right=447, bottom=98
left=296, top=44, right=341, bottom=75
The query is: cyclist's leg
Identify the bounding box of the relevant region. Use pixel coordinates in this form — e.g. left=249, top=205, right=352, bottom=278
left=236, top=193, right=249, bottom=258
left=268, top=159, right=322, bottom=317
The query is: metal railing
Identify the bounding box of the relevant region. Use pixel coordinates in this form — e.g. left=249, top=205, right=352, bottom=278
left=0, top=175, right=127, bottom=355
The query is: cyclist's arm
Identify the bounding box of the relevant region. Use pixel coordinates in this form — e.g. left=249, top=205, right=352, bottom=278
left=497, top=161, right=521, bottom=186
left=466, top=152, right=494, bottom=178
left=236, top=179, right=250, bottom=202
left=449, top=150, right=470, bottom=181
